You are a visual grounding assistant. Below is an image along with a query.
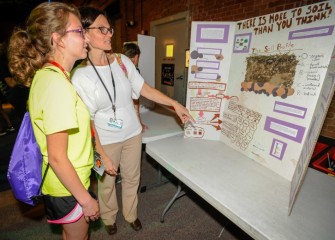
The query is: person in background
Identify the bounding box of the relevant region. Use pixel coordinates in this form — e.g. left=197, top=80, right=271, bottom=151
left=0, top=43, right=15, bottom=136
left=5, top=77, right=29, bottom=122
left=122, top=42, right=141, bottom=73
left=122, top=42, right=148, bottom=132
left=0, top=41, right=29, bottom=123
left=72, top=6, right=193, bottom=236
left=8, top=2, right=99, bottom=239
left=0, top=86, right=14, bottom=136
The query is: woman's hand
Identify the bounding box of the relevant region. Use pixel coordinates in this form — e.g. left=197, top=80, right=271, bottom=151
left=141, top=122, right=149, bottom=132
left=102, top=155, right=118, bottom=176
left=140, top=83, right=194, bottom=124
left=172, top=101, right=195, bottom=124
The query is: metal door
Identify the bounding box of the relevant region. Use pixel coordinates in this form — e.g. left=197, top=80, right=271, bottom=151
left=151, top=12, right=189, bottom=105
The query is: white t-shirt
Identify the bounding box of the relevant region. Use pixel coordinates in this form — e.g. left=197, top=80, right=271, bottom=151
left=71, top=54, right=144, bottom=144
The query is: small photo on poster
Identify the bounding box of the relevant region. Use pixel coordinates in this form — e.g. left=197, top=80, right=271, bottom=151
left=161, top=64, right=174, bottom=86
left=270, top=138, right=287, bottom=160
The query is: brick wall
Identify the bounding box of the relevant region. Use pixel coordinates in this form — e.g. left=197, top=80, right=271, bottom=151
left=118, top=0, right=334, bottom=139
left=321, top=99, right=335, bottom=139
left=123, top=0, right=326, bottom=40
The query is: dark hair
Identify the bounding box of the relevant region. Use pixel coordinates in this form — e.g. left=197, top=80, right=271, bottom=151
left=8, top=2, right=80, bottom=87
left=79, top=6, right=108, bottom=29
left=122, top=43, right=141, bottom=58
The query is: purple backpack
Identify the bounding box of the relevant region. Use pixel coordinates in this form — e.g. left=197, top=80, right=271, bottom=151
left=7, top=112, right=46, bottom=206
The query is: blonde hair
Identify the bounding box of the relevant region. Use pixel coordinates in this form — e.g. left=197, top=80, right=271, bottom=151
left=8, top=2, right=80, bottom=87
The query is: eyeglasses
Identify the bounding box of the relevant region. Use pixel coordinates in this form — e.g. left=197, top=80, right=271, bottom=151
left=65, top=28, right=85, bottom=39
left=86, top=27, right=114, bottom=36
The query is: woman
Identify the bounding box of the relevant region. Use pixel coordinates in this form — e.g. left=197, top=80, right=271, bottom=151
left=0, top=40, right=29, bottom=124
left=8, top=2, right=99, bottom=239
left=71, top=6, right=193, bottom=235
left=0, top=42, right=15, bottom=136
left=0, top=91, right=14, bottom=136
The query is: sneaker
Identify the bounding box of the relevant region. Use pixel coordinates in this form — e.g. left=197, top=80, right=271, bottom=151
left=0, top=131, right=7, bottom=136
left=7, top=126, right=15, bottom=132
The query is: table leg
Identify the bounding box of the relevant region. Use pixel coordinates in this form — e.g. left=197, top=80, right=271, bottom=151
left=140, top=165, right=170, bottom=192
left=140, top=145, right=169, bottom=192
left=160, top=181, right=186, bottom=223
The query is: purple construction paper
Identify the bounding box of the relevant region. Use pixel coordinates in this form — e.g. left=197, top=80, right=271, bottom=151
left=288, top=25, right=334, bottom=40
left=264, top=117, right=306, bottom=143
left=196, top=24, right=230, bottom=43
left=273, top=101, right=307, bottom=119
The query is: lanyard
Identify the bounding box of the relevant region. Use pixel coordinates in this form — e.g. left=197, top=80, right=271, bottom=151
left=48, top=61, right=70, bottom=81
left=87, top=55, right=117, bottom=116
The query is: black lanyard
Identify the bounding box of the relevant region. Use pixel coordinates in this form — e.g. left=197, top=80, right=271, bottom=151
left=87, top=55, right=117, bottom=116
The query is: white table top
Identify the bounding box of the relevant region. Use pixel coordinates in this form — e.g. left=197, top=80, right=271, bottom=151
left=140, top=105, right=184, bottom=144
left=146, top=135, right=335, bottom=240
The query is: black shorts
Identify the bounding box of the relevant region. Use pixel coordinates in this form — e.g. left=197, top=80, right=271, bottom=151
left=44, top=190, right=96, bottom=224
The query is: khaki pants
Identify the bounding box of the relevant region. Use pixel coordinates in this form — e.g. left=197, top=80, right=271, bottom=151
left=98, top=134, right=142, bottom=225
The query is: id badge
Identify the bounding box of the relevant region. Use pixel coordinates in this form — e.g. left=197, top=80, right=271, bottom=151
left=108, top=118, right=123, bottom=129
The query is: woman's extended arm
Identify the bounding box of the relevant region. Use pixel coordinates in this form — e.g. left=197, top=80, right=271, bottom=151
left=140, top=82, right=194, bottom=124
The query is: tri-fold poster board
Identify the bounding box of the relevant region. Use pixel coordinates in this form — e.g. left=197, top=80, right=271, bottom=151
left=185, top=1, right=335, bottom=213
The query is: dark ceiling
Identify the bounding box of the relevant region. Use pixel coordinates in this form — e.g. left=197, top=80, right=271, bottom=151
left=0, top=0, right=44, bottom=21
left=0, top=0, right=119, bottom=42
left=0, top=0, right=118, bottom=21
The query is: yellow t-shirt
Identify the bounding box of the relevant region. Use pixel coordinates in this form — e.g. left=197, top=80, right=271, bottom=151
left=28, top=66, right=93, bottom=196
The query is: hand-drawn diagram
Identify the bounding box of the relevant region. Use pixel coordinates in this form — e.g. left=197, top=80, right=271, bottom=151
left=296, top=52, right=329, bottom=98
left=241, top=54, right=298, bottom=98
left=186, top=79, right=238, bottom=138
left=184, top=125, right=205, bottom=138
left=221, top=100, right=262, bottom=151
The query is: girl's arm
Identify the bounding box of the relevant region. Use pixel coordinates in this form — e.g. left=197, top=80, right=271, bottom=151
left=46, top=131, right=99, bottom=221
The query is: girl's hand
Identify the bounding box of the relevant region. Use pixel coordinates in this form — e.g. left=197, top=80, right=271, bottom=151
left=82, top=196, right=100, bottom=222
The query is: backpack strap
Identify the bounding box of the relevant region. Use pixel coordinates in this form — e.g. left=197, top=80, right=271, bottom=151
left=37, top=164, right=49, bottom=194
left=114, top=53, right=128, bottom=78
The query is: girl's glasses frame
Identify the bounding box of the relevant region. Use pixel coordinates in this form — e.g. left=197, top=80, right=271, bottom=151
left=65, top=27, right=85, bottom=38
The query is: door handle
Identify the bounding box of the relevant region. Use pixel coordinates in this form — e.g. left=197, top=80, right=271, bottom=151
left=176, top=75, right=183, bottom=80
